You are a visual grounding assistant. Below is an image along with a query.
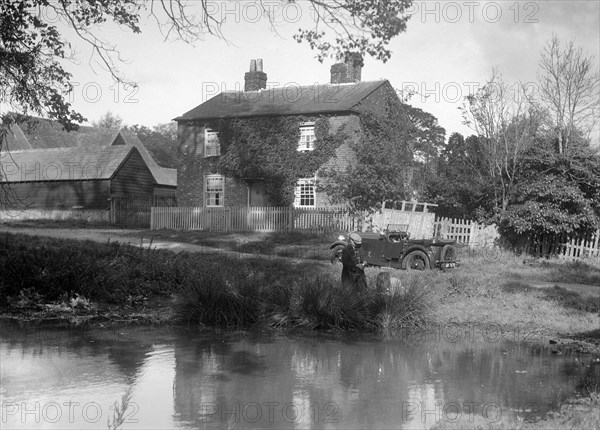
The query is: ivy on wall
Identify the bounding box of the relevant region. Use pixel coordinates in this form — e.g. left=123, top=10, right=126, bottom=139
left=206, top=116, right=347, bottom=206
left=318, top=110, right=415, bottom=212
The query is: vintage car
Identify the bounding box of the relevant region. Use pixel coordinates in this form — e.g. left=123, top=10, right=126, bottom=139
left=329, top=224, right=460, bottom=270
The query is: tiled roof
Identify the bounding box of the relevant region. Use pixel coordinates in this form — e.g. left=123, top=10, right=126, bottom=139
left=174, top=80, right=388, bottom=121
left=18, top=118, right=118, bottom=149
left=4, top=117, right=176, bottom=187
left=161, top=168, right=178, bottom=187
left=0, top=146, right=135, bottom=183
left=110, top=131, right=177, bottom=187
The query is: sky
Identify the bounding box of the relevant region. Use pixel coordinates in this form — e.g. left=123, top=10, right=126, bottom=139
left=26, top=1, right=600, bottom=143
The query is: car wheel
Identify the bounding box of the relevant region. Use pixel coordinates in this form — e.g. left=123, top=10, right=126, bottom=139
left=441, top=244, right=458, bottom=261
left=404, top=250, right=429, bottom=270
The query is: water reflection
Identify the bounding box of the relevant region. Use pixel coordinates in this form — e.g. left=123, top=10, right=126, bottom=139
left=1, top=322, right=598, bottom=429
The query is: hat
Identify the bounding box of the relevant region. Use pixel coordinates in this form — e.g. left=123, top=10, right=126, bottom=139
left=349, top=233, right=362, bottom=244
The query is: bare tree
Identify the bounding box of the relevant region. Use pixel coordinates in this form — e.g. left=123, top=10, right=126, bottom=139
left=461, top=70, right=542, bottom=211
left=538, top=35, right=600, bottom=154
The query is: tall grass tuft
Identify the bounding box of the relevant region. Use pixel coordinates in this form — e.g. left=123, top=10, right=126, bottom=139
left=171, top=267, right=433, bottom=333
left=172, top=269, right=264, bottom=327
left=377, top=280, right=433, bottom=334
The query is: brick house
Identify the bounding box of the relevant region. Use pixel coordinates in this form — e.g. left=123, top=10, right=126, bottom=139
left=175, top=57, right=410, bottom=209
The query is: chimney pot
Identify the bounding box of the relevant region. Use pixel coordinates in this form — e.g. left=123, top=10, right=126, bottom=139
left=245, top=58, right=267, bottom=91
left=330, top=53, right=363, bottom=84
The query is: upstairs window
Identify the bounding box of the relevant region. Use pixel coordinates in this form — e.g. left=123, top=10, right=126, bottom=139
left=204, top=128, right=220, bottom=157
left=294, top=178, right=316, bottom=207
left=205, top=175, right=224, bottom=207
left=297, top=123, right=316, bottom=152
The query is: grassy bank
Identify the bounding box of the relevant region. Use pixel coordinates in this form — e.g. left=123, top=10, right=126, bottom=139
left=1, top=230, right=599, bottom=344
left=0, top=232, right=433, bottom=332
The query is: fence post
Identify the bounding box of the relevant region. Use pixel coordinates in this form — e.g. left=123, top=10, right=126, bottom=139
left=288, top=206, right=294, bottom=231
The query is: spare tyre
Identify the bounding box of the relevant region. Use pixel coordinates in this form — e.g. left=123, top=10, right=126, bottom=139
left=441, top=244, right=458, bottom=261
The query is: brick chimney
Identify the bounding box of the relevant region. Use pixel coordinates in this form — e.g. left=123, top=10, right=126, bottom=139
left=330, top=53, right=363, bottom=84
left=244, top=58, right=267, bottom=91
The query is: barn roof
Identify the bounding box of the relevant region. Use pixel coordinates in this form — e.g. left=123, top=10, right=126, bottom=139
left=110, top=132, right=177, bottom=187
left=1, top=124, right=33, bottom=151
left=174, top=80, right=388, bottom=121
left=1, top=117, right=176, bottom=187
left=16, top=118, right=118, bottom=149
left=0, top=146, right=137, bottom=183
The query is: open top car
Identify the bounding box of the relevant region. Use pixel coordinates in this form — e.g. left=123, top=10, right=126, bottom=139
left=330, top=224, right=460, bottom=270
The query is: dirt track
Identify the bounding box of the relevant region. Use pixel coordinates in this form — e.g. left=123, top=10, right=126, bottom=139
left=0, top=226, right=324, bottom=264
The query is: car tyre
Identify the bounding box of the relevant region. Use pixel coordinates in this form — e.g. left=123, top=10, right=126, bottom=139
left=441, top=244, right=458, bottom=262
left=404, top=250, right=429, bottom=270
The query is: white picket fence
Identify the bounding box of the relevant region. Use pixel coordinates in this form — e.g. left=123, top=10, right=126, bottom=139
left=434, top=217, right=600, bottom=259
left=151, top=203, right=435, bottom=237
left=150, top=206, right=600, bottom=259
left=433, top=217, right=499, bottom=247
left=560, top=232, right=600, bottom=259
left=151, top=206, right=359, bottom=234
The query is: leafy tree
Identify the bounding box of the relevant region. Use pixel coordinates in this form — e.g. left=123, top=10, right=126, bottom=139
left=498, top=142, right=600, bottom=253
left=318, top=110, right=414, bottom=213
left=407, top=106, right=446, bottom=159
left=424, top=133, right=490, bottom=219
left=406, top=106, right=446, bottom=198
left=93, top=112, right=124, bottom=130
left=125, top=123, right=178, bottom=168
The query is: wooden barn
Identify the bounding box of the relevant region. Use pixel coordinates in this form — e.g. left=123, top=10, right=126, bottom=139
left=1, top=119, right=177, bottom=226
left=0, top=144, right=176, bottom=225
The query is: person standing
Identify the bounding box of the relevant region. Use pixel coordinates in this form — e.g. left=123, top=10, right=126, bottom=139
left=341, top=233, right=367, bottom=290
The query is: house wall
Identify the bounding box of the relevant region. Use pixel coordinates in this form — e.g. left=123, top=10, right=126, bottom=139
left=110, top=149, right=156, bottom=197
left=177, top=122, right=250, bottom=207
left=177, top=114, right=367, bottom=208
left=354, top=80, right=402, bottom=116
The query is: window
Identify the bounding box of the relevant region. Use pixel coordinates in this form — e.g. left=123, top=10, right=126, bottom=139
left=205, top=175, right=224, bottom=207
left=297, top=123, right=316, bottom=151
left=204, top=128, right=220, bottom=157
left=294, top=178, right=316, bottom=207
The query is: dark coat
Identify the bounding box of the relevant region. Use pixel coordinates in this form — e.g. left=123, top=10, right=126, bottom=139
left=341, top=243, right=367, bottom=290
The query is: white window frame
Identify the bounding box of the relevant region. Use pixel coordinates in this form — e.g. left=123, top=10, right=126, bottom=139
left=205, top=174, right=224, bottom=207
left=294, top=178, right=316, bottom=207
left=297, top=122, right=316, bottom=152
left=204, top=128, right=220, bottom=157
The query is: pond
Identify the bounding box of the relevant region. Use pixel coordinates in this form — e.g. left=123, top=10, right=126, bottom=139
left=1, top=322, right=598, bottom=429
